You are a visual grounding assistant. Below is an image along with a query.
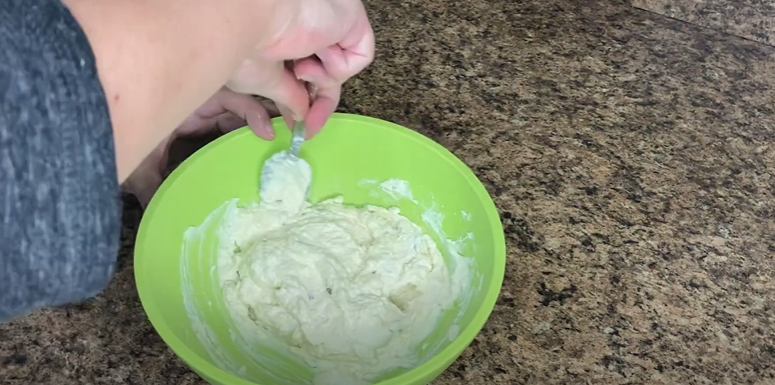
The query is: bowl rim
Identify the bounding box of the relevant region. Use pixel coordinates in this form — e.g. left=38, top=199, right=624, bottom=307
left=135, top=113, right=506, bottom=385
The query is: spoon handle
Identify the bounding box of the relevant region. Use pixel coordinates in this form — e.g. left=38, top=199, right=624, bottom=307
left=290, top=120, right=306, bottom=157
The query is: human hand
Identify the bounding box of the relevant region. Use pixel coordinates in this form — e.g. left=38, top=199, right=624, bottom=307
left=122, top=88, right=280, bottom=208
left=226, top=0, right=375, bottom=139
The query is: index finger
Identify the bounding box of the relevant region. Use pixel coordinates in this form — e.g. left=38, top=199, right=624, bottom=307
left=314, top=9, right=375, bottom=81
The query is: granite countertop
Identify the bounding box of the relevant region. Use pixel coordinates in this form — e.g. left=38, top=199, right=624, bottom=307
left=3, top=0, right=775, bottom=384
left=632, top=0, right=775, bottom=46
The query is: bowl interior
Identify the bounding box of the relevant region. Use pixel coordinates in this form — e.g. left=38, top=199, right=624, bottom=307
left=135, top=114, right=506, bottom=385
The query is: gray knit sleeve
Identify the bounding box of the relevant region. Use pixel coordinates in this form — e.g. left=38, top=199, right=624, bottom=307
left=0, top=0, right=121, bottom=320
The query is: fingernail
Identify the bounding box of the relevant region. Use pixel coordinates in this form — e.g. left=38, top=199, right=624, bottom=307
left=261, top=122, right=275, bottom=139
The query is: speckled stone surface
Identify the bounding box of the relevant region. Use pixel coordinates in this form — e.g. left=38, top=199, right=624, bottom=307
left=632, top=0, right=775, bottom=46
left=4, top=0, right=775, bottom=384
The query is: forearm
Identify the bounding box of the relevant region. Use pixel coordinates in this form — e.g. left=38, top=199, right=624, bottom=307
left=62, top=0, right=289, bottom=181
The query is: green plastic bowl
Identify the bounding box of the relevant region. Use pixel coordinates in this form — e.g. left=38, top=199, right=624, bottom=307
left=135, top=113, right=506, bottom=385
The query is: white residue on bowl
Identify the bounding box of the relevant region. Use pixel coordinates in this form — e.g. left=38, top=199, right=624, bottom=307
left=359, top=178, right=418, bottom=204
left=378, top=178, right=416, bottom=202
left=180, top=199, right=243, bottom=375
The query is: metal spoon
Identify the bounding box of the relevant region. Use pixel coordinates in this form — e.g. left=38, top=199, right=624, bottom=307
left=289, top=120, right=306, bottom=157
left=258, top=80, right=313, bottom=204
left=258, top=120, right=312, bottom=206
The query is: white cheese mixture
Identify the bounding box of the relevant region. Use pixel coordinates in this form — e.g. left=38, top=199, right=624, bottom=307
left=216, top=151, right=460, bottom=385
